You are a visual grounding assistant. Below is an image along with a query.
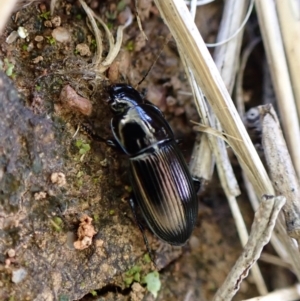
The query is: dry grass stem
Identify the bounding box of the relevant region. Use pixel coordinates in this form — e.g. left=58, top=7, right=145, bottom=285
left=79, top=0, right=103, bottom=69
left=242, top=284, right=300, bottom=301
left=212, top=195, right=286, bottom=301
left=0, top=0, right=19, bottom=34
left=235, top=37, right=261, bottom=116
left=154, top=0, right=273, bottom=197
left=190, top=1, right=267, bottom=292
left=260, top=104, right=300, bottom=243
left=242, top=172, right=290, bottom=262
left=276, top=0, right=300, bottom=120
left=50, top=0, right=57, bottom=15
left=189, top=1, right=266, bottom=293
left=213, top=0, right=249, bottom=94
left=189, top=135, right=214, bottom=183
left=188, top=78, right=214, bottom=182
left=79, top=0, right=132, bottom=75
left=259, top=253, right=292, bottom=270
left=255, top=0, right=300, bottom=178
left=235, top=37, right=290, bottom=267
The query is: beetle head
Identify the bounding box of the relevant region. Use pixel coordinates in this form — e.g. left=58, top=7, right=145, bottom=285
left=108, top=84, right=144, bottom=113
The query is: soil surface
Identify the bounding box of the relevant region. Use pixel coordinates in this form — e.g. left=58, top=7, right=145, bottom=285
left=0, top=1, right=295, bottom=301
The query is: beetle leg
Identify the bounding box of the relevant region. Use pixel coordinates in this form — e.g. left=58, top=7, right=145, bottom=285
left=81, top=124, right=124, bottom=151
left=193, top=178, right=202, bottom=193
left=128, top=196, right=156, bottom=264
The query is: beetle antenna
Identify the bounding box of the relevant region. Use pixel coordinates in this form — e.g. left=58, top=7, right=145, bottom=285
left=135, top=35, right=171, bottom=89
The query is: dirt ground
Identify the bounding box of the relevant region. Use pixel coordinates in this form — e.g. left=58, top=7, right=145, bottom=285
left=0, top=1, right=296, bottom=301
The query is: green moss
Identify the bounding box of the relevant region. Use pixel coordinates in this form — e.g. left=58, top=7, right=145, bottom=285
left=123, top=265, right=142, bottom=287
left=51, top=216, right=63, bottom=232
left=90, top=290, right=97, bottom=296
left=117, top=0, right=126, bottom=11
left=125, top=40, right=134, bottom=51
left=58, top=295, right=69, bottom=301
left=75, top=140, right=91, bottom=155
left=46, top=36, right=56, bottom=45
left=143, top=253, right=151, bottom=264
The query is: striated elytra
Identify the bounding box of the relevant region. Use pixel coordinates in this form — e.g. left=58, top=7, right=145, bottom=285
left=105, top=84, right=199, bottom=246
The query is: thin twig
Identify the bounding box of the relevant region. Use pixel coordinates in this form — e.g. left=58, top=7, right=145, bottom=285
left=260, top=104, right=300, bottom=244
left=212, top=195, right=286, bottom=301
left=255, top=0, right=300, bottom=178
left=242, top=284, right=300, bottom=301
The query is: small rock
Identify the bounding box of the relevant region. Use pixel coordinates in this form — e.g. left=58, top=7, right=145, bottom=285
left=34, top=191, right=47, bottom=201
left=12, top=268, right=27, bottom=284
left=27, top=42, right=34, bottom=52
left=32, top=56, right=43, bottom=64
left=166, top=96, right=177, bottom=106
left=51, top=27, right=71, bottom=43
left=60, top=85, right=92, bottom=116
left=65, top=4, right=72, bottom=15
left=76, top=43, right=91, bottom=57
left=5, top=259, right=10, bottom=268
left=6, top=31, right=19, bottom=44
left=17, top=26, right=28, bottom=39
left=36, top=42, right=43, bottom=49
left=34, top=35, right=44, bottom=42
left=7, top=249, right=16, bottom=258
left=50, top=172, right=66, bottom=186
left=51, top=16, right=61, bottom=27
left=39, top=3, right=47, bottom=12
left=44, top=20, right=52, bottom=28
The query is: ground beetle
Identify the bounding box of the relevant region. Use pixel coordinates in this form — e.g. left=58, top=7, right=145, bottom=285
left=96, top=84, right=200, bottom=248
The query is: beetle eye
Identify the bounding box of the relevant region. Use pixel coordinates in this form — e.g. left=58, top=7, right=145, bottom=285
left=111, top=99, right=128, bottom=112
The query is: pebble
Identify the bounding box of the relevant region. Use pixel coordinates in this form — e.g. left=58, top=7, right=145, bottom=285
left=76, top=43, right=91, bottom=57
left=12, top=268, right=27, bottom=284
left=51, top=27, right=71, bottom=43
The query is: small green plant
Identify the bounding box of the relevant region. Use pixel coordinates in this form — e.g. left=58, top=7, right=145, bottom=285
left=105, top=11, right=117, bottom=20
left=125, top=40, right=134, bottom=51
left=90, top=39, right=97, bottom=51
left=117, top=0, right=126, bottom=12
left=35, top=85, right=42, bottom=91
left=123, top=265, right=161, bottom=297
left=75, top=140, right=91, bottom=155
left=142, top=271, right=161, bottom=298
left=46, top=36, right=56, bottom=45
left=4, top=58, right=15, bottom=77
left=93, top=213, right=99, bottom=222
left=143, top=253, right=151, bottom=264
left=22, top=44, right=28, bottom=51
left=39, top=11, right=51, bottom=20
left=123, top=265, right=141, bottom=287
left=51, top=216, right=63, bottom=232
left=90, top=290, right=97, bottom=296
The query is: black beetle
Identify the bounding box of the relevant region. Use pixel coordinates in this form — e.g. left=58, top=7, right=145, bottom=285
left=99, top=84, right=200, bottom=248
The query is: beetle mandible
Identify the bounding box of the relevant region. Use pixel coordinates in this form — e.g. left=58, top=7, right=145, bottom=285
left=102, top=83, right=200, bottom=247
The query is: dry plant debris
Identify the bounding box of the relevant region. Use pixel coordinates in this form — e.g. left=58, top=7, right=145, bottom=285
left=260, top=104, right=300, bottom=242
left=73, top=214, right=97, bottom=250
left=213, top=195, right=285, bottom=301
left=0, top=0, right=299, bottom=300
